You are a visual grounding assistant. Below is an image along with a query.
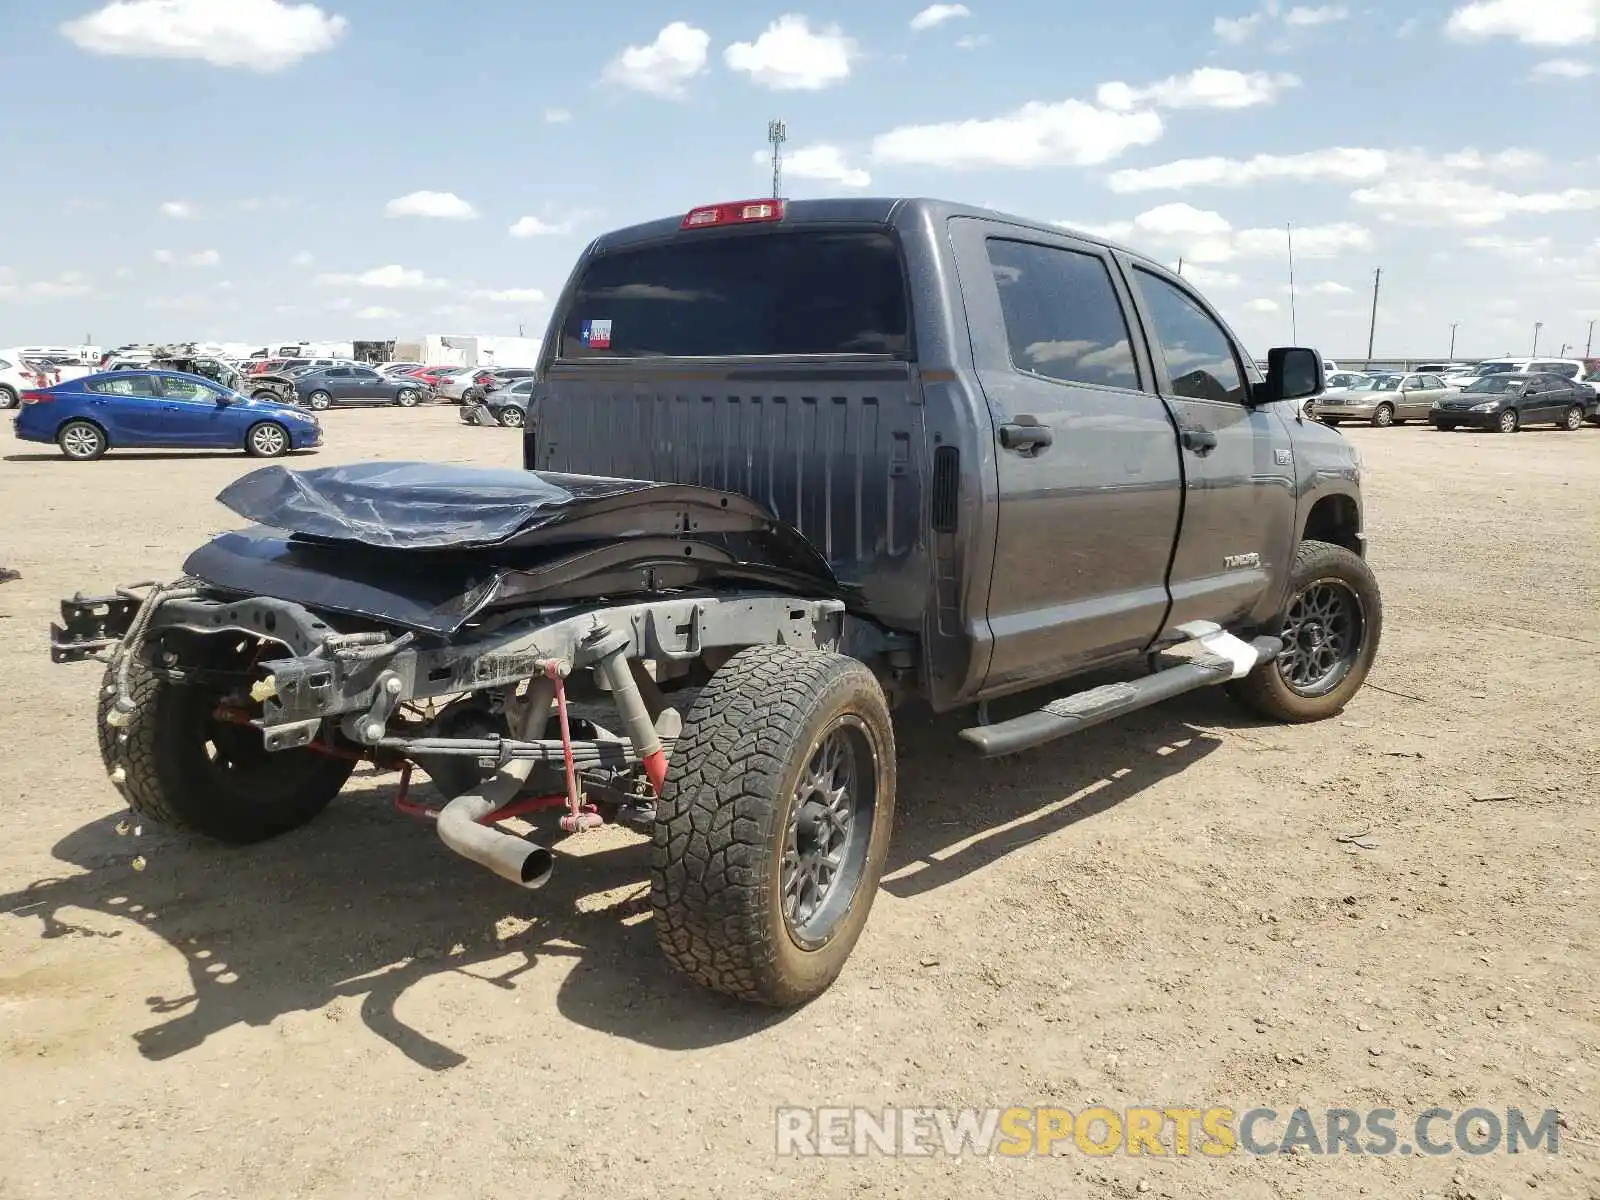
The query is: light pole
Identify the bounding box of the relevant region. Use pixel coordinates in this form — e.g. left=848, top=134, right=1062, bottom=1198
left=1532, top=321, right=1543, bottom=356
left=1286, top=223, right=1298, bottom=344
left=1448, top=322, right=1459, bottom=359
left=1587, top=319, right=1595, bottom=358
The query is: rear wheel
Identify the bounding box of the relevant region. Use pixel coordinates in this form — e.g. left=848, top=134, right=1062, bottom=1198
left=97, top=659, right=353, bottom=844
left=497, top=406, right=526, bottom=428
left=1230, top=539, right=1383, bottom=724
left=58, top=419, right=107, bottom=461
left=1560, top=405, right=1583, bottom=431
left=0, top=385, right=18, bottom=410
left=246, top=421, right=290, bottom=457
left=652, top=646, right=896, bottom=1006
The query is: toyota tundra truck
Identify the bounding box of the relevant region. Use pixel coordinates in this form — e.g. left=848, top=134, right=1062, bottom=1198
left=50, top=196, right=1379, bottom=1008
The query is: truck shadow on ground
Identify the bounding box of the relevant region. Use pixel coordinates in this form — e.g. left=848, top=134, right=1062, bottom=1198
left=1, top=690, right=1261, bottom=1069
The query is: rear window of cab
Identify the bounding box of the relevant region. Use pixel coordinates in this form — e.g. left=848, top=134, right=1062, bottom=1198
left=558, top=229, right=909, bottom=360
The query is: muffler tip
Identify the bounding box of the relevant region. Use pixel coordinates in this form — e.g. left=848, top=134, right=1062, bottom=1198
left=520, top=846, right=554, bottom=889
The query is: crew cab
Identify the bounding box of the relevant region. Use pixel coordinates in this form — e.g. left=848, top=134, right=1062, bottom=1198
left=49, top=197, right=1379, bottom=1009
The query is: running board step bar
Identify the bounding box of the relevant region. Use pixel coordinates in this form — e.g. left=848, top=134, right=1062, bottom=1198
left=959, top=626, right=1284, bottom=758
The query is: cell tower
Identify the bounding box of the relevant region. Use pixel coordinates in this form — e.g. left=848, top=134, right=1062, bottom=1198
left=767, top=119, right=787, bottom=199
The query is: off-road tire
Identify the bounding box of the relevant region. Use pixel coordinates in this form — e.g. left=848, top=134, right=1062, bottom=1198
left=0, top=385, right=18, bottom=410
left=1229, top=539, right=1383, bottom=724
left=651, top=646, right=896, bottom=1006
left=96, top=658, right=353, bottom=844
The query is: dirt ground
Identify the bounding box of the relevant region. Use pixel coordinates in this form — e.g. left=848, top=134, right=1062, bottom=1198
left=1, top=407, right=1597, bottom=1200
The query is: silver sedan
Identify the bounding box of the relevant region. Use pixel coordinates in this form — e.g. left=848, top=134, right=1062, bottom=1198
left=1313, top=372, right=1458, bottom=427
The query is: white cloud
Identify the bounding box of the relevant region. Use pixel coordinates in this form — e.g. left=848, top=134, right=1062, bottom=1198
left=1285, top=5, right=1350, bottom=25
left=602, top=21, right=709, bottom=97
left=475, top=287, right=546, bottom=304
left=314, top=264, right=444, bottom=289
left=725, top=15, right=856, bottom=90
left=7, top=273, right=96, bottom=300
left=1310, top=280, right=1355, bottom=294
left=1107, top=147, right=1390, bottom=192
left=1531, top=56, right=1595, bottom=76
left=1213, top=13, right=1263, bottom=42
left=755, top=143, right=871, bottom=187
left=955, top=33, right=990, bottom=48
left=1097, top=68, right=1299, bottom=111
left=1059, top=204, right=1370, bottom=265
left=1446, top=0, right=1600, bottom=45
left=545, top=107, right=572, bottom=123
left=113, top=266, right=136, bottom=280
left=61, top=0, right=348, bottom=71
left=1246, top=298, right=1281, bottom=312
left=159, top=200, right=194, bottom=218
left=509, top=209, right=595, bottom=238
left=1180, top=264, right=1243, bottom=288
left=384, top=190, right=477, bottom=220
left=1105, top=145, right=1541, bottom=193
left=1351, top=177, right=1600, bottom=226
left=910, top=3, right=970, bottom=31
left=872, top=98, right=1162, bottom=169
left=153, top=247, right=220, bottom=266
left=292, top=251, right=315, bottom=266
left=355, top=306, right=400, bottom=320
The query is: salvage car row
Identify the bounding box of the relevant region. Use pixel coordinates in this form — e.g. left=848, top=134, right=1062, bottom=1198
left=1310, top=358, right=1600, bottom=432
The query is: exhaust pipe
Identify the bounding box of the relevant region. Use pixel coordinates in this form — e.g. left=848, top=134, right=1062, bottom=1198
left=435, top=679, right=557, bottom=889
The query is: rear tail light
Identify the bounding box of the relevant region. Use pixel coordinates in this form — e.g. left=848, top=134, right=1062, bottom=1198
left=20, top=390, right=53, bottom=405
left=681, top=199, right=786, bottom=229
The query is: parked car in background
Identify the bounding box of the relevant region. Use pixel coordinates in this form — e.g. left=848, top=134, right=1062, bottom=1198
left=0, top=355, right=53, bottom=409
left=460, top=377, right=534, bottom=426
left=408, top=365, right=466, bottom=389
left=11, top=369, right=320, bottom=460
left=434, top=367, right=497, bottom=403
left=1313, top=372, right=1456, bottom=427
left=1429, top=372, right=1597, bottom=433
left=482, top=368, right=537, bottom=393
left=1323, top=371, right=1369, bottom=390
left=291, top=365, right=429, bottom=410
left=379, top=361, right=426, bottom=376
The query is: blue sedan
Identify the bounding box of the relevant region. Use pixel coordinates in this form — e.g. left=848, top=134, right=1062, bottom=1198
left=11, top=369, right=322, bottom=461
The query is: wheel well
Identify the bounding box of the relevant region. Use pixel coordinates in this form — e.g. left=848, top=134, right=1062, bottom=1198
left=1302, top=494, right=1361, bottom=555
left=59, top=416, right=109, bottom=445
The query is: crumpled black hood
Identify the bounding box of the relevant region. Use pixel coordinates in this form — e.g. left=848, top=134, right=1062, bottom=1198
left=214, top=461, right=795, bottom=551
left=187, top=462, right=846, bottom=634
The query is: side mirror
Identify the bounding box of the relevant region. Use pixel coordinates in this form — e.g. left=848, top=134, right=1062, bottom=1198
left=1256, top=347, right=1323, bottom=404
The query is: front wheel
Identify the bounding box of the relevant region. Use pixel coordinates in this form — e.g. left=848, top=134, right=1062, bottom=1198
left=97, top=659, right=353, bottom=844
left=1372, top=403, right=1395, bottom=428
left=395, top=388, right=419, bottom=408
left=1229, top=539, right=1383, bottom=724
left=58, top=419, right=107, bottom=460
left=307, top=391, right=332, bottom=411
left=246, top=421, right=290, bottom=458
left=1560, top=405, right=1583, bottom=431
left=497, top=406, right=526, bottom=428
left=250, top=390, right=281, bottom=404
left=1497, top=409, right=1519, bottom=434
left=1434, top=422, right=1458, bottom=432
left=651, top=646, right=896, bottom=1006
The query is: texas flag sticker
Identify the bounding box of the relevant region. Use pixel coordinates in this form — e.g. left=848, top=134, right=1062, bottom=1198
left=581, top=319, right=612, bottom=349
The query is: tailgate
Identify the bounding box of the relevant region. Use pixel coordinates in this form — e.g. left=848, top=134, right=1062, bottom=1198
left=528, top=364, right=927, bottom=628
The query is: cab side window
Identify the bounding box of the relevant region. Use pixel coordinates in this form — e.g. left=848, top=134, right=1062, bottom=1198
left=1132, top=269, right=1247, bottom=404
left=986, top=239, right=1142, bottom=391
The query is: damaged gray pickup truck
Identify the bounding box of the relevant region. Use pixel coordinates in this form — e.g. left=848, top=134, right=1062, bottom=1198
left=50, top=198, right=1380, bottom=1006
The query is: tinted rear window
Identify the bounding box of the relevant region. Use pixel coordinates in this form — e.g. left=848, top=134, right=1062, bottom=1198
left=559, top=229, right=909, bottom=359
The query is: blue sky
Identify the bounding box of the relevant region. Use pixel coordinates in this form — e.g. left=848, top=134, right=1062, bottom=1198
left=2, top=0, right=1598, bottom=357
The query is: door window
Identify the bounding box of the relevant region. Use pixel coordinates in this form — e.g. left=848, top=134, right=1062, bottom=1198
left=985, top=239, right=1141, bottom=391
left=351, top=369, right=380, bottom=381
left=159, top=376, right=221, bottom=401
left=88, top=376, right=157, bottom=397
left=323, top=368, right=352, bottom=379
left=1132, top=269, right=1247, bottom=404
